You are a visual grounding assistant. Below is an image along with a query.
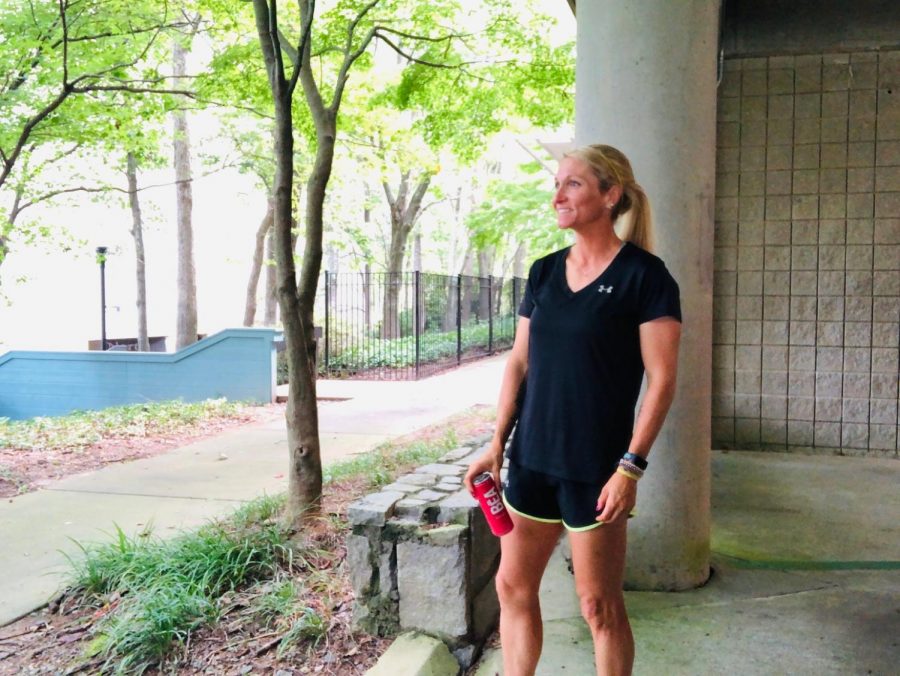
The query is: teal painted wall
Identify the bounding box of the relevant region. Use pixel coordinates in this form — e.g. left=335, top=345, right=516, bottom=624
left=0, top=328, right=279, bottom=420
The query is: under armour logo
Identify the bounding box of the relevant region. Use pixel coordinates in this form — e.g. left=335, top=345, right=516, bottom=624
left=597, top=285, right=614, bottom=294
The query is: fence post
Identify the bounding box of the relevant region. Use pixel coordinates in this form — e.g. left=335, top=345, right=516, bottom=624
left=324, top=271, right=330, bottom=375
left=512, top=277, right=519, bottom=323
left=414, top=270, right=421, bottom=379
left=488, top=275, right=493, bottom=354
left=456, top=274, right=462, bottom=365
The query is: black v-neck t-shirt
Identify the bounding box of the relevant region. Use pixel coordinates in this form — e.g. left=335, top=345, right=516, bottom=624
left=508, top=242, right=682, bottom=483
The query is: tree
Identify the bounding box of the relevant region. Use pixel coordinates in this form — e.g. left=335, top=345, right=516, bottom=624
left=247, top=0, right=572, bottom=526
left=0, top=0, right=191, bottom=275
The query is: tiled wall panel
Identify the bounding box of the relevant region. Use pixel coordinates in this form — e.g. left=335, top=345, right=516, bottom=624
left=714, top=51, right=900, bottom=457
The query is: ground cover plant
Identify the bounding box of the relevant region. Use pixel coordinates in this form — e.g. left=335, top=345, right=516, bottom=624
left=0, top=399, right=277, bottom=497
left=0, top=405, right=496, bottom=674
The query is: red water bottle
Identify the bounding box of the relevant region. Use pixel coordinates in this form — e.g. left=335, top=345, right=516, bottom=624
left=473, top=472, right=514, bottom=537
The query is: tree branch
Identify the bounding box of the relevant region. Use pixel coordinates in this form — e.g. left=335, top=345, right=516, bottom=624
left=286, top=0, right=316, bottom=98
left=372, top=30, right=465, bottom=69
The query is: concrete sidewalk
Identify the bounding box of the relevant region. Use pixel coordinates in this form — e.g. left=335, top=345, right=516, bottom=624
left=474, top=450, right=900, bottom=675
left=0, top=355, right=506, bottom=626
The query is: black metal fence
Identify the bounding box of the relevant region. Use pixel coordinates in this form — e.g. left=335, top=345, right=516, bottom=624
left=315, top=271, right=525, bottom=380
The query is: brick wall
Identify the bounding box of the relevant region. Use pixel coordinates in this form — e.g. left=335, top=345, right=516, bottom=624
left=713, top=51, right=900, bottom=456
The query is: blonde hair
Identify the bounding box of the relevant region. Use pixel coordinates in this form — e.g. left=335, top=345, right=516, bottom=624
left=565, top=144, right=655, bottom=252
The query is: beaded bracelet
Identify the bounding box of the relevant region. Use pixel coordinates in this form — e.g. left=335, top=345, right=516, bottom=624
left=618, top=460, right=645, bottom=477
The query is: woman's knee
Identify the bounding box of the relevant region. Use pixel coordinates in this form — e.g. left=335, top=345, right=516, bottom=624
left=495, top=568, right=540, bottom=609
left=578, top=592, right=627, bottom=633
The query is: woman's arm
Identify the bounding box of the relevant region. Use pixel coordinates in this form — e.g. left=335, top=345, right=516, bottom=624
left=463, top=316, right=530, bottom=493
left=596, top=316, right=681, bottom=522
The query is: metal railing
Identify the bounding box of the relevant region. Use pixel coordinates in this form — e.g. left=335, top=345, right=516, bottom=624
left=315, top=271, right=525, bottom=380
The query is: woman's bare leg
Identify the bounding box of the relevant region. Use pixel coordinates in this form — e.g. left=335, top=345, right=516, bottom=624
left=568, top=520, right=633, bottom=676
left=495, top=513, right=563, bottom=676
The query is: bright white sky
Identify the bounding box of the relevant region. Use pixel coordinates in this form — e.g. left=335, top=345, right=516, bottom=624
left=0, top=1, right=575, bottom=353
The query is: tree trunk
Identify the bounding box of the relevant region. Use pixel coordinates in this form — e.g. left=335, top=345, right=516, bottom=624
left=459, top=246, right=474, bottom=325
left=263, top=225, right=277, bottom=325
left=126, top=152, right=150, bottom=351
left=477, top=248, right=493, bottom=321
left=173, top=38, right=197, bottom=350
left=243, top=198, right=275, bottom=327
left=381, top=172, right=431, bottom=339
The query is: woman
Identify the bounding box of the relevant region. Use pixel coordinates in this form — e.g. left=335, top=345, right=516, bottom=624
left=464, top=144, right=681, bottom=676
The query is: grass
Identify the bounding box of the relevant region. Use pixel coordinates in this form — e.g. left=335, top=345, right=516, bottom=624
left=63, top=427, right=462, bottom=673
left=0, top=398, right=249, bottom=451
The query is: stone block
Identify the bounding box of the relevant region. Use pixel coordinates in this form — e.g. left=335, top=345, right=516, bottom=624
left=734, top=418, right=760, bottom=445
left=868, top=425, right=897, bottom=451
left=397, top=540, right=468, bottom=638
left=842, top=398, right=869, bottom=423
left=850, top=90, right=877, bottom=118
left=741, top=96, right=767, bottom=123
left=763, top=271, right=790, bottom=292
left=791, top=245, right=817, bottom=270
left=736, top=321, right=762, bottom=345
left=874, top=270, right=899, bottom=295
left=816, top=322, right=843, bottom=347
left=715, top=246, right=736, bottom=271
left=348, top=534, right=375, bottom=597
left=766, top=170, right=791, bottom=195
left=845, top=244, right=873, bottom=270
left=790, top=270, right=817, bottom=296
left=821, top=143, right=847, bottom=169
left=842, top=373, right=870, bottom=398
left=736, top=296, right=762, bottom=319
left=437, top=488, right=479, bottom=525
left=849, top=141, right=876, bottom=168
left=794, top=118, right=820, bottom=144
left=873, top=322, right=900, bottom=348
left=739, top=195, right=765, bottom=219
left=766, top=145, right=792, bottom=170
left=876, top=139, right=900, bottom=167
left=841, top=423, right=869, bottom=449
left=717, top=171, right=739, bottom=196
left=741, top=120, right=767, bottom=147
left=765, top=222, right=790, bottom=245
left=875, top=166, right=900, bottom=192
left=823, top=63, right=851, bottom=91
left=814, top=421, right=841, bottom=447
left=788, top=346, right=816, bottom=372
left=874, top=219, right=900, bottom=245
left=379, top=541, right=396, bottom=599
left=740, top=171, right=765, bottom=195
left=871, top=373, right=899, bottom=398
left=417, top=463, right=464, bottom=477
left=846, top=270, right=872, bottom=295
left=365, top=632, right=459, bottom=676
left=768, top=119, right=793, bottom=145
left=423, top=524, right=467, bottom=547
left=397, top=472, right=439, bottom=486
left=769, top=69, right=794, bottom=95
left=739, top=221, right=765, bottom=245
left=349, top=491, right=407, bottom=527
left=791, top=169, right=818, bottom=194
left=414, top=489, right=450, bottom=503
left=761, top=395, right=786, bottom=419
left=795, top=65, right=821, bottom=93
left=381, top=482, right=424, bottom=494
left=874, top=193, right=900, bottom=220
left=789, top=321, right=815, bottom=346
left=819, top=194, right=846, bottom=219
left=843, top=347, right=872, bottom=373
left=737, top=271, right=763, bottom=296
left=845, top=296, right=872, bottom=322
left=870, top=399, right=898, bottom=425
left=849, top=118, right=876, bottom=142
left=848, top=167, right=875, bottom=192
left=471, top=579, right=500, bottom=641
left=877, top=114, right=900, bottom=141
left=815, top=398, right=842, bottom=423
left=847, top=219, right=874, bottom=244
left=815, top=372, right=843, bottom=397
left=762, top=345, right=788, bottom=370
left=822, top=91, right=849, bottom=117
left=435, top=482, right=460, bottom=493
left=819, top=220, right=846, bottom=245
left=795, top=93, right=820, bottom=119
left=821, top=118, right=848, bottom=143
left=395, top=498, right=429, bottom=520
left=816, top=347, right=843, bottom=372
left=760, top=420, right=787, bottom=445
left=742, top=69, right=767, bottom=96
left=439, top=446, right=476, bottom=463
left=735, top=345, right=761, bottom=370
left=765, top=196, right=791, bottom=221
left=452, top=449, right=488, bottom=467
left=818, top=271, right=845, bottom=295
left=844, top=322, right=872, bottom=347
left=787, top=420, right=814, bottom=447
left=761, top=371, right=787, bottom=396
left=712, top=417, right=734, bottom=444
left=734, top=395, right=760, bottom=418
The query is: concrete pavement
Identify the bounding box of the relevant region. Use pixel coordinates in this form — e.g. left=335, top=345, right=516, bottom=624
left=0, top=355, right=506, bottom=626
left=474, top=450, right=900, bottom=675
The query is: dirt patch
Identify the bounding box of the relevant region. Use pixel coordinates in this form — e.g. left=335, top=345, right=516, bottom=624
left=0, top=405, right=498, bottom=674
left=0, top=405, right=286, bottom=499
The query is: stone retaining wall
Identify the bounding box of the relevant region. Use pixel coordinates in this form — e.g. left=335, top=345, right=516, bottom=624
left=347, top=436, right=503, bottom=668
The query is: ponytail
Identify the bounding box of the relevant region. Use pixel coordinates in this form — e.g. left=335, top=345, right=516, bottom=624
left=565, top=144, right=656, bottom=253
left=617, top=182, right=655, bottom=253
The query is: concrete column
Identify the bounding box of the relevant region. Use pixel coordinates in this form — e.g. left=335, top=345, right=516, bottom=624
left=575, top=1, right=719, bottom=590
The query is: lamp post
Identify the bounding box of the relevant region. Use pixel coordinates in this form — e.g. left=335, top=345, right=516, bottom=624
left=96, top=246, right=108, bottom=350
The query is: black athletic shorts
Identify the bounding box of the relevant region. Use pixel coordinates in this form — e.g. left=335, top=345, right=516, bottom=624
left=502, top=460, right=611, bottom=531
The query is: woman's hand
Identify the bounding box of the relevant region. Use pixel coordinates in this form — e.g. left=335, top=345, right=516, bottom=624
left=463, top=441, right=504, bottom=496
left=595, top=471, right=637, bottom=523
